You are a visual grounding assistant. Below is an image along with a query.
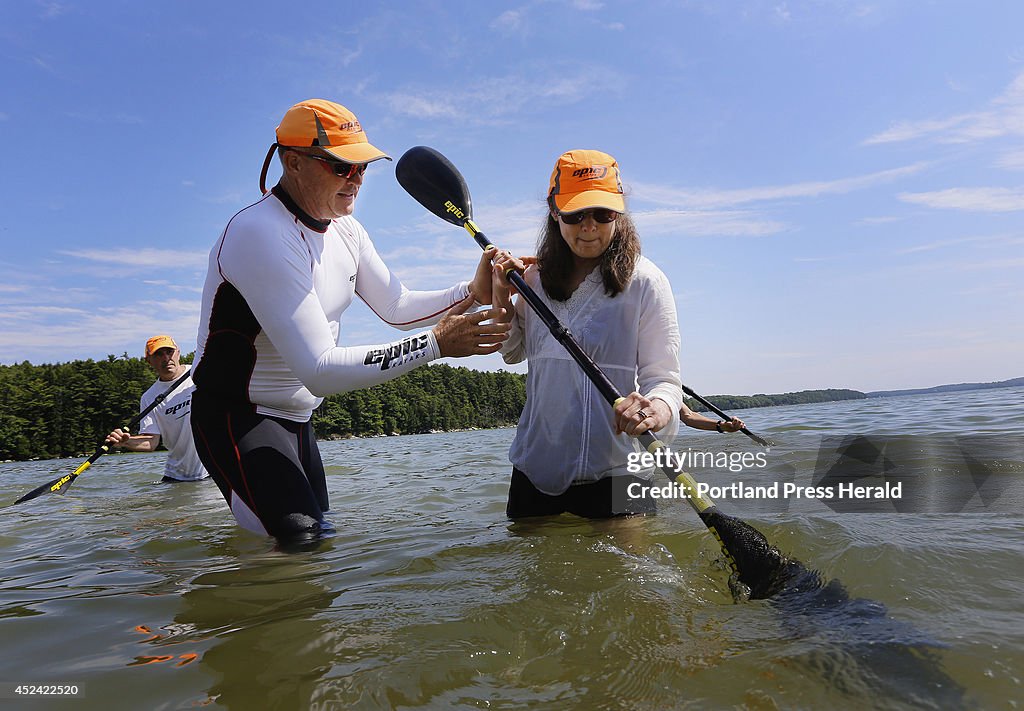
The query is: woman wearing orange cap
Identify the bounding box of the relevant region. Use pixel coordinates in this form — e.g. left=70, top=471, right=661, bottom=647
left=492, top=150, right=683, bottom=518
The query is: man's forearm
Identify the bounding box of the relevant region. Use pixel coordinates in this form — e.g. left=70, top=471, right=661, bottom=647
left=117, top=434, right=160, bottom=452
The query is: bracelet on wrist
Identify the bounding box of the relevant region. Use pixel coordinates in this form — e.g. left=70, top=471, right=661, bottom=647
left=715, top=420, right=724, bottom=433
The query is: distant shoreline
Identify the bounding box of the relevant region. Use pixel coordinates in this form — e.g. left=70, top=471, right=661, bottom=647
left=864, top=376, right=1024, bottom=399
left=686, top=377, right=1023, bottom=414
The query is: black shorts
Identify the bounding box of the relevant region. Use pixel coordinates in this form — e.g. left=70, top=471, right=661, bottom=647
left=191, top=391, right=329, bottom=539
left=506, top=468, right=657, bottom=519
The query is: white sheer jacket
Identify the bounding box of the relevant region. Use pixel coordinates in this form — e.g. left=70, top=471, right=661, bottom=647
left=501, top=257, right=683, bottom=495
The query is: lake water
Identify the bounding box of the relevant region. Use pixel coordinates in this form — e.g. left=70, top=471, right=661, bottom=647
left=1, top=387, right=1022, bottom=709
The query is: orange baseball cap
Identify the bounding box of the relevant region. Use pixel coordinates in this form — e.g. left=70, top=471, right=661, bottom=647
left=145, top=335, right=177, bottom=357
left=548, top=149, right=625, bottom=215
left=276, top=99, right=390, bottom=165
left=260, top=99, right=391, bottom=193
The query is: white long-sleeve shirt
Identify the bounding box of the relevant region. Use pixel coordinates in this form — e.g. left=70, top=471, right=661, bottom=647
left=194, top=185, right=469, bottom=421
left=502, top=258, right=683, bottom=494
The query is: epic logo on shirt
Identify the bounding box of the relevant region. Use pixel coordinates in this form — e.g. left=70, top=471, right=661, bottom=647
left=364, top=334, right=430, bottom=371
left=165, top=398, right=191, bottom=418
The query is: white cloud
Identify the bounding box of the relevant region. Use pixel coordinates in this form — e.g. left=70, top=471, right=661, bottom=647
left=141, top=279, right=204, bottom=293
left=381, top=67, right=626, bottom=124
left=0, top=271, right=205, bottom=363
left=864, top=70, right=1024, bottom=145
left=893, top=233, right=1022, bottom=255
left=0, top=297, right=202, bottom=363
left=922, top=257, right=1024, bottom=272
left=39, top=1, right=69, bottom=19
left=136, top=298, right=201, bottom=316
left=469, top=200, right=545, bottom=253
left=491, top=9, right=525, bottom=33
left=996, top=149, right=1024, bottom=171
left=857, top=215, right=902, bottom=225
left=958, top=257, right=1024, bottom=270
left=864, top=116, right=973, bottom=145
left=58, top=248, right=209, bottom=269
left=384, top=94, right=461, bottom=120
left=617, top=164, right=928, bottom=238
left=0, top=305, right=89, bottom=320
left=898, top=187, right=1024, bottom=212
left=339, top=46, right=362, bottom=67
left=631, top=163, right=926, bottom=209
left=377, top=200, right=542, bottom=287
left=635, top=209, right=785, bottom=237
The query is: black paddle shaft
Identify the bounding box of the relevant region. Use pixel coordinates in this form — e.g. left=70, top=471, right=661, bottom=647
left=115, top=368, right=192, bottom=438
left=681, top=385, right=772, bottom=447
left=476, top=233, right=618, bottom=403
left=470, top=224, right=662, bottom=452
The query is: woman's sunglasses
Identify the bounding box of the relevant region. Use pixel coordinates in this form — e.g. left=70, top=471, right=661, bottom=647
left=558, top=208, right=620, bottom=225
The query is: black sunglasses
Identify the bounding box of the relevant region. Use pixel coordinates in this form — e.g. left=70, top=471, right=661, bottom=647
left=287, top=148, right=367, bottom=179
left=559, top=208, right=620, bottom=225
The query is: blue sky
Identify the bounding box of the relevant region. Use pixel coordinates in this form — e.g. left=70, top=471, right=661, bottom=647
left=1, top=1, right=1022, bottom=395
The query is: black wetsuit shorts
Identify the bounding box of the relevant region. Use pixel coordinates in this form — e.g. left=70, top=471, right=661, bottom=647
left=191, top=391, right=329, bottom=539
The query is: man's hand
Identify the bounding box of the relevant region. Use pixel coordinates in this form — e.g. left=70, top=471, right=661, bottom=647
left=468, top=247, right=499, bottom=306
left=433, top=295, right=510, bottom=357
left=720, top=416, right=745, bottom=433
left=104, top=429, right=159, bottom=452
left=490, top=251, right=530, bottom=321
left=105, top=428, right=131, bottom=447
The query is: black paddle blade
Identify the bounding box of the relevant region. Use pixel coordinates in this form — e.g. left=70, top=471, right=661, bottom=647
left=395, top=146, right=473, bottom=227
left=13, top=472, right=76, bottom=505
left=700, top=508, right=820, bottom=600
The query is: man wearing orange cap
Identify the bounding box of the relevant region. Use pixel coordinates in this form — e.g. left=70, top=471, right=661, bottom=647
left=191, top=99, right=508, bottom=540
left=105, top=335, right=208, bottom=482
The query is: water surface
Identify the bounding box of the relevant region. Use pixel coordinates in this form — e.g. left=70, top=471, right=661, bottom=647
left=1, top=388, right=1022, bottom=709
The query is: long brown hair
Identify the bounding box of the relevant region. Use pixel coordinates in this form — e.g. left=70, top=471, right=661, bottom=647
left=537, top=204, right=641, bottom=302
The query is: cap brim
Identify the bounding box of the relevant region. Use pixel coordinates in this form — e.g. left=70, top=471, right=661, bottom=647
left=323, top=142, right=392, bottom=165
left=554, top=190, right=625, bottom=215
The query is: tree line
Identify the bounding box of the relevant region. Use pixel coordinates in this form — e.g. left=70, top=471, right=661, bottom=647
left=0, top=353, right=867, bottom=462
left=310, top=364, right=526, bottom=439
left=686, top=388, right=866, bottom=412
left=0, top=355, right=526, bottom=462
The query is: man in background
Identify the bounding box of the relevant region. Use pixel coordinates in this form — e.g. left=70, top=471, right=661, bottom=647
left=105, top=335, right=208, bottom=482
